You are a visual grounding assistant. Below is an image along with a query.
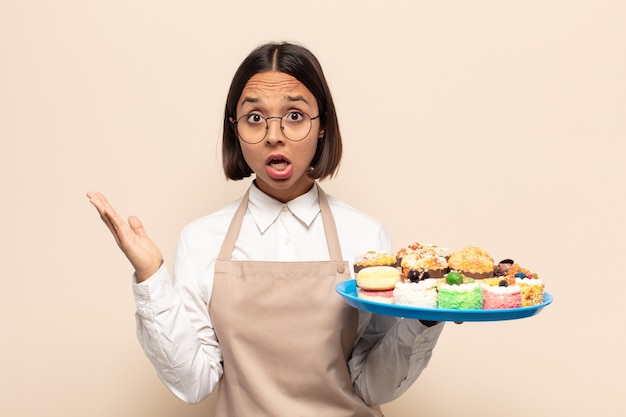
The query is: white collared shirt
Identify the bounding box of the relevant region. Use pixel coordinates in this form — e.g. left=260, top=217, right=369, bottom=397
left=133, top=182, right=443, bottom=406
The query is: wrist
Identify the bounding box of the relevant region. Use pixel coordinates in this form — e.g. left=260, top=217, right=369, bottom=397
left=135, top=260, right=164, bottom=283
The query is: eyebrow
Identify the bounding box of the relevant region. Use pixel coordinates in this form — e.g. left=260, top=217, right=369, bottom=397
left=240, top=95, right=310, bottom=106
left=240, top=96, right=259, bottom=105
left=286, top=95, right=310, bottom=104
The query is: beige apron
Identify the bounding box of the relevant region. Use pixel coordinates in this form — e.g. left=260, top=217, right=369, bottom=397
left=209, top=186, right=382, bottom=417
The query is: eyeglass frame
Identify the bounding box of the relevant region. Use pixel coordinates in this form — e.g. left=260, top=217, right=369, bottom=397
left=231, top=111, right=321, bottom=144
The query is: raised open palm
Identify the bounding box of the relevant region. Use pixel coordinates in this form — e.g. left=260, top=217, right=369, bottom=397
left=86, top=192, right=163, bottom=282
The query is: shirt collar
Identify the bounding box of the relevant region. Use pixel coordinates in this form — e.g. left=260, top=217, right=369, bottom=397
left=247, top=182, right=321, bottom=233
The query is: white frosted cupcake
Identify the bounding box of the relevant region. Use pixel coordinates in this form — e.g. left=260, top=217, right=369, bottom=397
left=393, top=279, right=438, bottom=308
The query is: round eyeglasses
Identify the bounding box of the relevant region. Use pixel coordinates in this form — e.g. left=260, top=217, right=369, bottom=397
left=232, top=111, right=320, bottom=144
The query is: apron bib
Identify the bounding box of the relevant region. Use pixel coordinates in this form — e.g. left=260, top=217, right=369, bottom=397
left=209, top=186, right=382, bottom=417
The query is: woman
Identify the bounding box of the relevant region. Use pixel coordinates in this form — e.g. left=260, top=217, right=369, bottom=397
left=87, top=42, right=444, bottom=416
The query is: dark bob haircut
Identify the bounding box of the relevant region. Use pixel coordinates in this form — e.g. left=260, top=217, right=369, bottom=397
left=222, top=42, right=342, bottom=180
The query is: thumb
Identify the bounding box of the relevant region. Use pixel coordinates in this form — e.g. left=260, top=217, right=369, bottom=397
left=128, top=215, right=148, bottom=237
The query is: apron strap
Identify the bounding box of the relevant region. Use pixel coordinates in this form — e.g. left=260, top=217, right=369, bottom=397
left=217, top=183, right=343, bottom=261
left=217, top=189, right=250, bottom=261
left=317, top=186, right=343, bottom=261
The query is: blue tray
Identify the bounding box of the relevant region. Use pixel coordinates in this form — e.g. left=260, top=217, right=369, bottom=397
left=336, top=279, right=553, bottom=322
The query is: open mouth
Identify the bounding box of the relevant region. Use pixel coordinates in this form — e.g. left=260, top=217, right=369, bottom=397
left=265, top=155, right=292, bottom=179
left=268, top=158, right=289, bottom=171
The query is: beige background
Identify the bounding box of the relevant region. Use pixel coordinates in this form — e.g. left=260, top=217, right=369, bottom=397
left=2, top=1, right=625, bottom=416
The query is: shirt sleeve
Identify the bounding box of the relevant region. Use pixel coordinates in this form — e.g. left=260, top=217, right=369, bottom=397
left=349, top=315, right=444, bottom=405
left=132, top=234, right=223, bottom=404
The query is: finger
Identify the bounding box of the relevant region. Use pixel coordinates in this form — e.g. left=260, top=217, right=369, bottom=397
left=128, top=215, right=148, bottom=238
left=86, top=192, right=116, bottom=231
left=86, top=191, right=116, bottom=217
left=86, top=192, right=112, bottom=220
left=86, top=191, right=131, bottom=244
left=87, top=192, right=126, bottom=228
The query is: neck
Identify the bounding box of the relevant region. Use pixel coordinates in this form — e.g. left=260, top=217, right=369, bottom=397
left=253, top=178, right=315, bottom=203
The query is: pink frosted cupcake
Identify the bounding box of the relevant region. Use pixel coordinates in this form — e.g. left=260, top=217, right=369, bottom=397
left=482, top=280, right=522, bottom=309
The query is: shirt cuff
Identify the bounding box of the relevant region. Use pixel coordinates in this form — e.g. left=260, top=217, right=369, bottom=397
left=132, top=263, right=176, bottom=319
left=397, top=318, right=445, bottom=353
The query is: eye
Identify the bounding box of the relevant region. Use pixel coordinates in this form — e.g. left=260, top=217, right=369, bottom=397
left=284, top=111, right=305, bottom=123
left=245, top=113, right=265, bottom=124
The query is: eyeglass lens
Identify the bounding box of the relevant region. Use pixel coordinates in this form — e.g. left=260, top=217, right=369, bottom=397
left=236, top=112, right=314, bottom=143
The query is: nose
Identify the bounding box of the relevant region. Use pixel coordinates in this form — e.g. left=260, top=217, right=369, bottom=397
left=265, top=116, right=285, bottom=144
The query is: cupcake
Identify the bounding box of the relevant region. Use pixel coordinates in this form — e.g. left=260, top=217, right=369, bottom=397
left=395, top=242, right=425, bottom=265
left=498, top=262, right=543, bottom=306
left=400, top=251, right=448, bottom=281
left=353, top=250, right=398, bottom=273
left=393, top=279, right=439, bottom=308
left=516, top=277, right=545, bottom=306
left=447, top=246, right=495, bottom=279
left=437, top=271, right=483, bottom=309
left=494, top=258, right=515, bottom=277
left=482, top=279, right=522, bottom=309
left=421, top=243, right=451, bottom=260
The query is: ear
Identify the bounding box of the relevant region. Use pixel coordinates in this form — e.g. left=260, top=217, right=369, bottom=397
left=318, top=129, right=325, bottom=139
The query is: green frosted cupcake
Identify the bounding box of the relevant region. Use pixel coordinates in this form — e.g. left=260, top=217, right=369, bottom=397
left=437, top=282, right=483, bottom=309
